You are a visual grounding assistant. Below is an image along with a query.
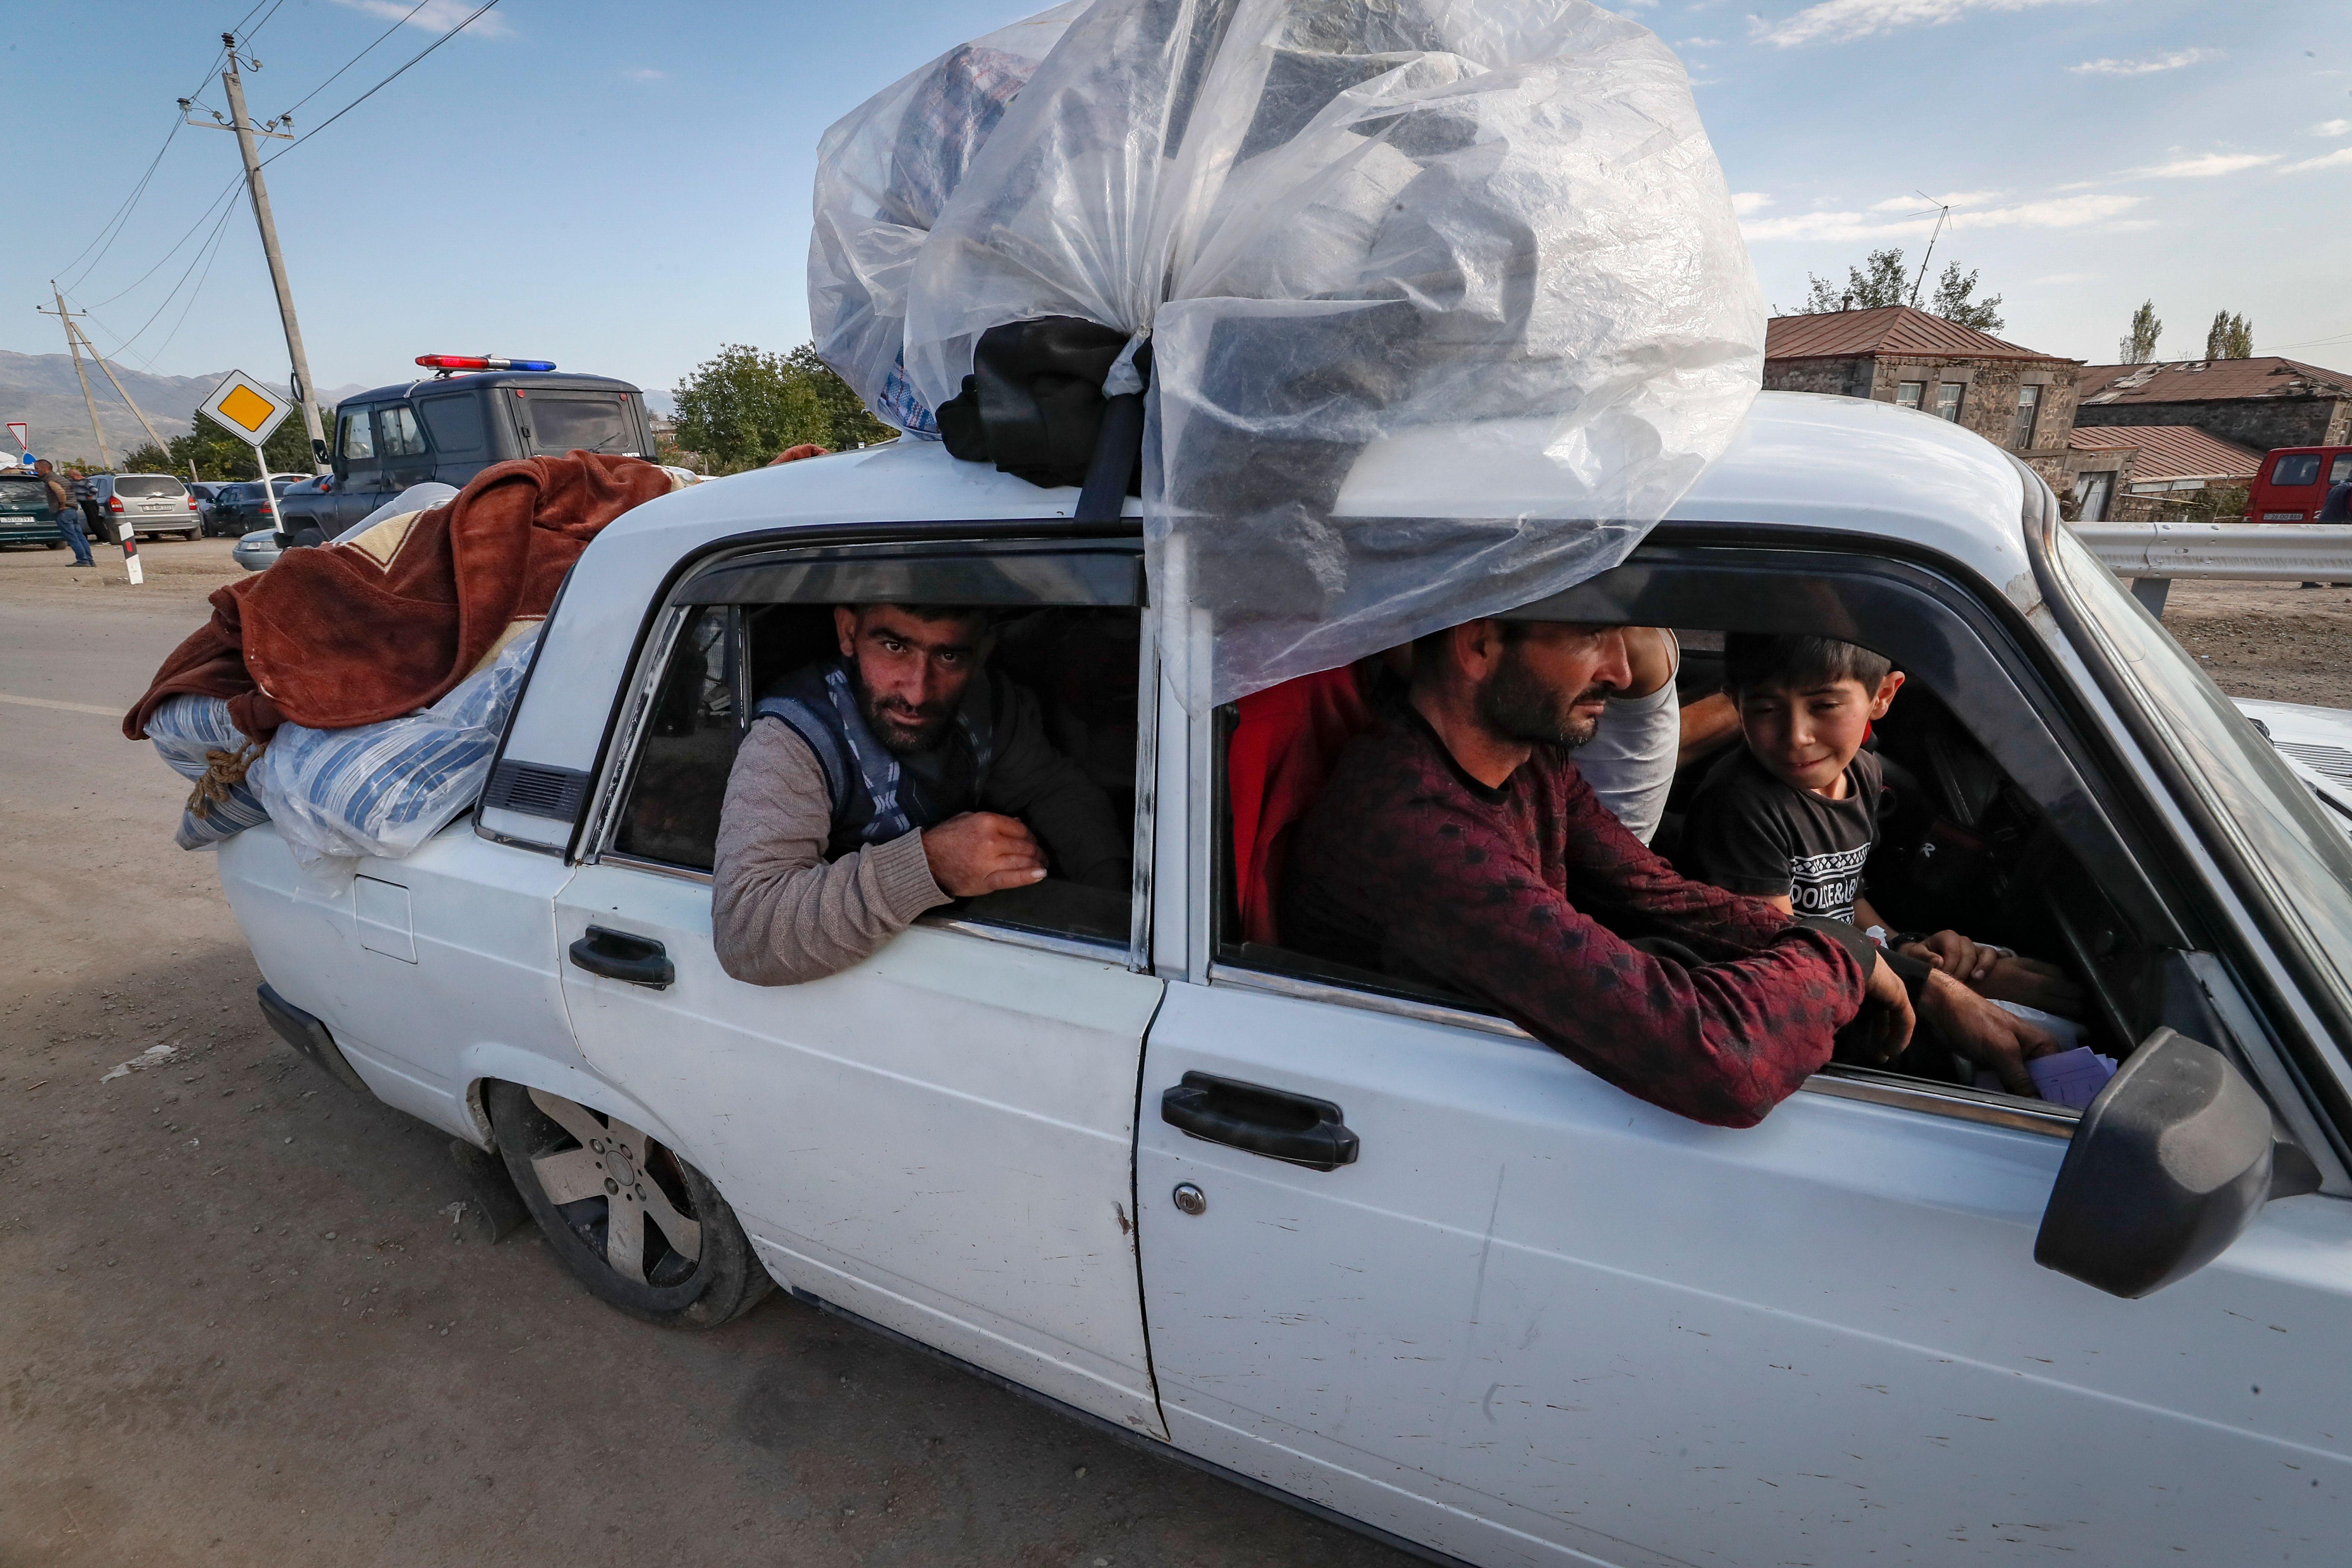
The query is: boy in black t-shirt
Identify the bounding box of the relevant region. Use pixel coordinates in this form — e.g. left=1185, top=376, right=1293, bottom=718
left=1681, top=633, right=2077, bottom=1013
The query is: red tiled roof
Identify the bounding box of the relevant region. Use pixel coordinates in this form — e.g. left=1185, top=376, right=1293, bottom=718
left=2078, top=357, right=2352, bottom=405
left=2067, top=424, right=2263, bottom=481
left=1764, top=305, right=2073, bottom=364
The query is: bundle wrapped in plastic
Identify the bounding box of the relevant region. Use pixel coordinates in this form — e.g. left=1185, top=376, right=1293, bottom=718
left=881, top=0, right=1764, bottom=707
left=146, top=695, right=272, bottom=850
left=808, top=3, right=1084, bottom=439
left=248, top=627, right=541, bottom=869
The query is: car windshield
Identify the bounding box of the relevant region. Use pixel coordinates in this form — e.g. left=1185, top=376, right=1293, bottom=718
left=524, top=394, right=634, bottom=455
left=2050, top=526, right=2352, bottom=1003
left=114, top=475, right=184, bottom=498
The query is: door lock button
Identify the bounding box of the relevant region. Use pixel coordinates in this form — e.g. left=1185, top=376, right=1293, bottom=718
left=1172, top=1182, right=1207, bottom=1216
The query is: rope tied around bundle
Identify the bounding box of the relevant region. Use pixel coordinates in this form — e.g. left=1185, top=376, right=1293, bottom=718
left=186, top=740, right=266, bottom=822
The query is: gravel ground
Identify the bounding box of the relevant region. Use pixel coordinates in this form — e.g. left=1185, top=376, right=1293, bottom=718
left=2160, top=580, right=2352, bottom=711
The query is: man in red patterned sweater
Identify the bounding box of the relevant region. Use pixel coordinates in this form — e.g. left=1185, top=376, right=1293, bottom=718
left=1281, top=617, right=2046, bottom=1128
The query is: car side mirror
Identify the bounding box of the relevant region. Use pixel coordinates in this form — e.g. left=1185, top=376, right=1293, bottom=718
left=2035, top=1028, right=2322, bottom=1298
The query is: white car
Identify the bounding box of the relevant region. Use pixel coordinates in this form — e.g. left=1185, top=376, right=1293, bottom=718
left=217, top=392, right=2352, bottom=1568
left=232, top=527, right=282, bottom=573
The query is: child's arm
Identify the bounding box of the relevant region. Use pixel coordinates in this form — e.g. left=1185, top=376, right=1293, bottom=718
left=1863, top=896, right=2087, bottom=1017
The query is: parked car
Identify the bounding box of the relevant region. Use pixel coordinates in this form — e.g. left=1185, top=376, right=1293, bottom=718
left=81, top=472, right=200, bottom=542
left=273, top=359, right=652, bottom=547
left=232, top=526, right=282, bottom=573
left=0, top=468, right=67, bottom=548
left=204, top=475, right=309, bottom=538
left=214, top=392, right=2352, bottom=1568
left=2248, top=445, right=2352, bottom=522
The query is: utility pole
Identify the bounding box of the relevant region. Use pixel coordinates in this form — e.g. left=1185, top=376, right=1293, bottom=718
left=40, top=285, right=111, bottom=468
left=1908, top=195, right=1952, bottom=310
left=67, top=315, right=174, bottom=464
left=186, top=32, right=328, bottom=473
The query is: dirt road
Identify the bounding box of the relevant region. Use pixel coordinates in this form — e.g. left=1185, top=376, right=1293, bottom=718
left=0, top=540, right=1403, bottom=1568
left=5, top=539, right=2349, bottom=1567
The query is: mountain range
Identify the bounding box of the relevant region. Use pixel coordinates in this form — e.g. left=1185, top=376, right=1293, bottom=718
left=0, top=350, right=370, bottom=466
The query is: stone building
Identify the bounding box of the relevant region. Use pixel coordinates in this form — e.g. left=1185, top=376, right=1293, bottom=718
left=2064, top=425, right=2261, bottom=522
left=1763, top=306, right=2081, bottom=488
left=2074, top=358, right=2352, bottom=453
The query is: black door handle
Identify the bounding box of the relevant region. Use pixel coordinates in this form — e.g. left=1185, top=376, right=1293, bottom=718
left=1160, top=1071, right=1359, bottom=1171
left=568, top=925, right=673, bottom=989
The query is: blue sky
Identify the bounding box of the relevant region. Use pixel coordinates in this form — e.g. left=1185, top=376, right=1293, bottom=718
left=14, top=0, right=2351, bottom=404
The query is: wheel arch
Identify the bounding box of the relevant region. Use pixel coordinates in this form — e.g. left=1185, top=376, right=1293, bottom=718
left=456, top=1044, right=692, bottom=1160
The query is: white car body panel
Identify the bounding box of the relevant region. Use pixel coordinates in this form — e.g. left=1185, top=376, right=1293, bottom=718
left=553, top=861, right=1169, bottom=1437
left=1140, top=972, right=2352, bottom=1568
left=210, top=392, right=2352, bottom=1567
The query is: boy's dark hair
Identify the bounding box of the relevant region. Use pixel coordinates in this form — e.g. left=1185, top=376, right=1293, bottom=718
left=1723, top=633, right=1893, bottom=697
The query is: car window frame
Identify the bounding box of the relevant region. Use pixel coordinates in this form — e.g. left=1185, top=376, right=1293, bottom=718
left=378, top=403, right=431, bottom=460
left=1190, top=524, right=2298, bottom=1143
left=576, top=531, right=1159, bottom=973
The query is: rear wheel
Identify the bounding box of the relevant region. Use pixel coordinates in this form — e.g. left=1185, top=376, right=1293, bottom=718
left=487, top=1081, right=772, bottom=1330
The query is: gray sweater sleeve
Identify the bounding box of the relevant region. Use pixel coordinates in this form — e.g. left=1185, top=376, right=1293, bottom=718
left=711, top=720, right=949, bottom=986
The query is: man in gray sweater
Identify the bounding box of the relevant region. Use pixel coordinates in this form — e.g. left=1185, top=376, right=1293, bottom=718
left=712, top=603, right=1129, bottom=985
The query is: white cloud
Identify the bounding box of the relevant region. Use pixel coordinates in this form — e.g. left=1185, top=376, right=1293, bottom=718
left=1742, top=191, right=2141, bottom=242
left=2068, top=48, right=2219, bottom=77
left=1866, top=189, right=2004, bottom=211
left=2032, top=272, right=2100, bottom=285
left=2314, top=119, right=2352, bottom=137
left=1730, top=191, right=1774, bottom=215
left=328, top=0, right=513, bottom=37
left=2281, top=146, right=2352, bottom=174
left=623, top=67, right=666, bottom=81
left=1678, top=36, right=1724, bottom=46
left=2127, top=151, right=2279, bottom=178
left=1752, top=0, right=2084, bottom=49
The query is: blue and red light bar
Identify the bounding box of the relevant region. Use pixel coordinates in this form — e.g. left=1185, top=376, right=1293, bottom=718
left=415, top=354, right=557, bottom=372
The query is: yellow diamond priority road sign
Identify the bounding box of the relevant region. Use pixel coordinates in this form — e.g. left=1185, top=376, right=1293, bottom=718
left=198, top=370, right=294, bottom=445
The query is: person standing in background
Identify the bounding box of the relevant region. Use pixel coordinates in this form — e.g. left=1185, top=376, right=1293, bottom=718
left=36, top=459, right=93, bottom=567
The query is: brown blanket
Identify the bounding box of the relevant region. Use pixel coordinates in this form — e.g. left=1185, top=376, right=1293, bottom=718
left=125, top=453, right=680, bottom=742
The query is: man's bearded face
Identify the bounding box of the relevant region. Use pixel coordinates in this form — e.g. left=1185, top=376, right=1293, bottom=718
left=1476, top=640, right=1610, bottom=749
left=838, top=604, right=983, bottom=756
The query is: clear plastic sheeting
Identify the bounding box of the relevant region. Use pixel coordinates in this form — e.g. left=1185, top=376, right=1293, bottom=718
left=807, top=3, right=1084, bottom=438
left=248, top=628, right=541, bottom=870
left=904, top=0, right=1764, bottom=707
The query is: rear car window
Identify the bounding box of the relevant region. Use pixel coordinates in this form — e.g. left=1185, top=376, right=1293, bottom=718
left=2273, top=455, right=2324, bottom=487
left=416, top=395, right=486, bottom=456
left=0, top=475, right=45, bottom=506
left=524, top=394, right=635, bottom=455
left=114, top=476, right=186, bottom=498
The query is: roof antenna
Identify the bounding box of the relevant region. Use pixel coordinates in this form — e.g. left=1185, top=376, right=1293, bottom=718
left=1908, top=192, right=1951, bottom=308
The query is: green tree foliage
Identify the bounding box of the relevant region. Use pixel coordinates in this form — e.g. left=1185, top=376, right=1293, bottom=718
left=165, top=405, right=328, bottom=481
left=2119, top=300, right=2162, bottom=364
left=120, top=442, right=174, bottom=474
left=1928, top=263, right=2003, bottom=333
left=671, top=343, right=894, bottom=475
left=2205, top=310, right=2253, bottom=361
left=1791, top=248, right=2001, bottom=332
left=1799, top=248, right=1909, bottom=312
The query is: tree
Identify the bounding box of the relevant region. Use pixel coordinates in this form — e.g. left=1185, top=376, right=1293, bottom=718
left=1789, top=248, right=2001, bottom=331
left=166, top=407, right=327, bottom=480
left=2119, top=300, right=2162, bottom=364
left=2205, top=310, right=2253, bottom=361
left=121, top=442, right=173, bottom=474
left=1928, top=262, right=2003, bottom=332
left=671, top=342, right=894, bottom=475
left=1798, top=248, right=1909, bottom=313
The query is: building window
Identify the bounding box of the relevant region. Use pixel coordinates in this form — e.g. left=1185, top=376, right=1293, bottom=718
left=2012, top=384, right=2041, bottom=449
left=1934, top=383, right=1964, bottom=421
left=1895, top=382, right=1925, bottom=409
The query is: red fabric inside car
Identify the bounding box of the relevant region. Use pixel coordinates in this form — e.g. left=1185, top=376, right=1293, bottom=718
left=1229, top=663, right=1379, bottom=946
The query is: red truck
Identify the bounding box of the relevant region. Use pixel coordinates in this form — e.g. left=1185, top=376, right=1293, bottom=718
left=2247, top=445, right=2352, bottom=521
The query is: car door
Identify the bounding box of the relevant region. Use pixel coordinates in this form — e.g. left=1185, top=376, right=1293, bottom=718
left=1136, top=547, right=2352, bottom=1568
left=331, top=406, right=389, bottom=530
left=378, top=403, right=435, bottom=491
left=550, top=538, right=1171, bottom=1438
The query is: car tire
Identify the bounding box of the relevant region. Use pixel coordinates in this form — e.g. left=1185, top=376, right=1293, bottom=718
left=487, top=1081, right=772, bottom=1331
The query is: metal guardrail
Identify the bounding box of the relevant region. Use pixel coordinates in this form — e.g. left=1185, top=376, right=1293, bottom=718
left=2067, top=522, right=2352, bottom=614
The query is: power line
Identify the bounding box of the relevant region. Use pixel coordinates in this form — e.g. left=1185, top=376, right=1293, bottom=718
left=53, top=120, right=184, bottom=293
left=261, top=0, right=505, bottom=167
left=133, top=204, right=243, bottom=374
left=86, top=172, right=244, bottom=310
left=274, top=0, right=440, bottom=124
left=239, top=0, right=294, bottom=48
left=82, top=196, right=243, bottom=363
